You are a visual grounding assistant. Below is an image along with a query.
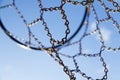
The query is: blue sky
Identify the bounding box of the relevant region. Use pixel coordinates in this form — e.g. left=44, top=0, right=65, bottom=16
left=0, top=0, right=120, bottom=80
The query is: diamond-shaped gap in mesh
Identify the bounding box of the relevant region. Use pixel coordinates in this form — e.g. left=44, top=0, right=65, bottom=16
left=81, top=32, right=102, bottom=54
left=74, top=56, right=105, bottom=79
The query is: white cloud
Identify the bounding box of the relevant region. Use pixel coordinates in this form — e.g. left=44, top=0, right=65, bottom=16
left=90, top=22, right=96, bottom=31
left=100, top=28, right=112, bottom=41
left=90, top=22, right=112, bottom=41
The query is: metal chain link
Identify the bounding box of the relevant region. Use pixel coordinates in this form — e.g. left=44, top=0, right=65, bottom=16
left=0, top=0, right=120, bottom=80
left=65, top=0, right=94, bottom=6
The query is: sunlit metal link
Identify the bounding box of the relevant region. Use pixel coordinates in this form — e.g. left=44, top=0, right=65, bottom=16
left=0, top=0, right=120, bottom=80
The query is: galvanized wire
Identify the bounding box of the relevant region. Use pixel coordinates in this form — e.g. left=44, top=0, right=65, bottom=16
left=0, top=0, right=120, bottom=80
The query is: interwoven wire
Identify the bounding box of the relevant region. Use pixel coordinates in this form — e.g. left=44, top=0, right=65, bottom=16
left=0, top=0, right=120, bottom=80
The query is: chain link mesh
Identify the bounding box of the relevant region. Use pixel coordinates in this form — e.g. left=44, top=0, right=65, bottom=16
left=0, top=0, right=120, bottom=80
